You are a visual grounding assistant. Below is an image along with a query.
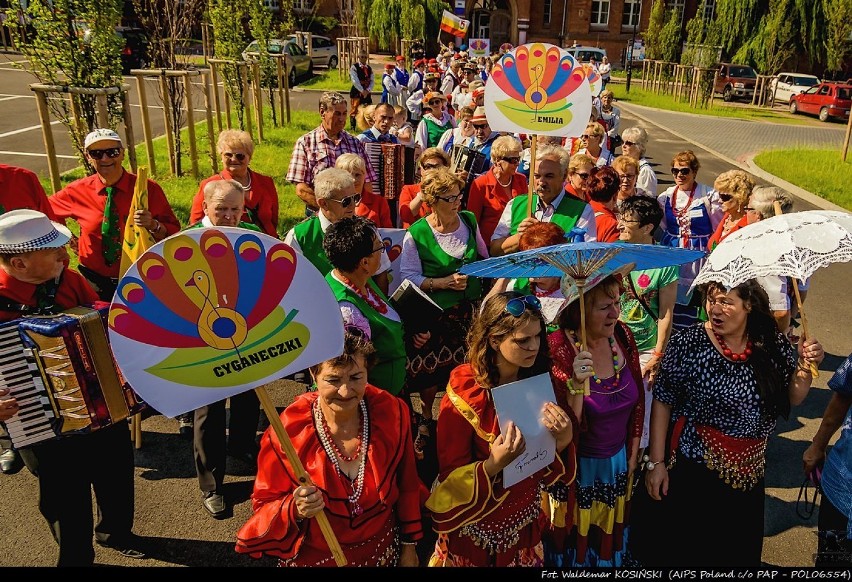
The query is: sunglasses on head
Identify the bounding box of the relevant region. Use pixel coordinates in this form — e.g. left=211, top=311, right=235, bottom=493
left=671, top=167, right=692, bottom=176
left=719, top=193, right=733, bottom=202
left=504, top=294, right=542, bottom=317
left=436, top=193, right=463, bottom=203
left=223, top=152, right=247, bottom=161
left=330, top=193, right=362, bottom=208
left=501, top=156, right=520, bottom=165
left=87, top=147, right=122, bottom=160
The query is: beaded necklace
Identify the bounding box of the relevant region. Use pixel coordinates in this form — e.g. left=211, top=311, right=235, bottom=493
left=223, top=170, right=252, bottom=192
left=313, top=398, right=369, bottom=516
left=572, top=332, right=621, bottom=385
left=713, top=330, right=752, bottom=362
left=339, top=274, right=388, bottom=315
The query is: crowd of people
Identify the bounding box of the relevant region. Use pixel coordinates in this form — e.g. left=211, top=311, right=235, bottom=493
left=0, top=40, right=848, bottom=568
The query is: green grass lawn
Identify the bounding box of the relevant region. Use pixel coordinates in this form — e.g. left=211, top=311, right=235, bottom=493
left=47, top=106, right=321, bottom=238
left=752, top=148, right=852, bottom=211
left=298, top=69, right=350, bottom=92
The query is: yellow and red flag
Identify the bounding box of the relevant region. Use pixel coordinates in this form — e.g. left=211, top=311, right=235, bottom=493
left=440, top=10, right=469, bottom=37
left=119, top=166, right=156, bottom=278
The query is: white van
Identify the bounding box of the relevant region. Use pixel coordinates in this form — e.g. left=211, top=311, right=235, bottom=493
left=566, top=46, right=607, bottom=64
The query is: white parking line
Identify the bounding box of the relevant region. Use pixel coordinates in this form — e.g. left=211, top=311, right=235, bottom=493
left=0, top=150, right=77, bottom=159
left=0, top=120, right=62, bottom=139
left=0, top=95, right=25, bottom=102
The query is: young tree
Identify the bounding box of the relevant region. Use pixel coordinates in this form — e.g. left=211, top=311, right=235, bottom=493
left=823, top=0, right=852, bottom=77
left=8, top=0, right=124, bottom=170
left=733, top=0, right=795, bottom=74
left=208, top=0, right=250, bottom=128
left=644, top=0, right=668, bottom=61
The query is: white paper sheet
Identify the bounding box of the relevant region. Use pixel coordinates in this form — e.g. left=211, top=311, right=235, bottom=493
left=490, top=373, right=557, bottom=487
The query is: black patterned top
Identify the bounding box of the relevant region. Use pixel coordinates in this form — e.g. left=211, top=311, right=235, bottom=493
left=653, top=323, right=796, bottom=462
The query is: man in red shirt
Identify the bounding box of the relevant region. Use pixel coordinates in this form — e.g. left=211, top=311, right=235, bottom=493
left=0, top=164, right=56, bottom=219
left=49, top=128, right=180, bottom=300
left=0, top=209, right=146, bottom=565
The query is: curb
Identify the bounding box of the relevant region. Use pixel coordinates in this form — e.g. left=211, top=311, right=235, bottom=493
left=617, top=101, right=846, bottom=213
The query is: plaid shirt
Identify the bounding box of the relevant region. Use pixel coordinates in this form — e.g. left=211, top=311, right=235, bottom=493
left=285, top=125, right=377, bottom=187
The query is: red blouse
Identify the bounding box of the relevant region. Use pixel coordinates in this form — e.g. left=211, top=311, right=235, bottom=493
left=190, top=170, right=280, bottom=238
left=355, top=188, right=393, bottom=229
left=708, top=213, right=748, bottom=251
left=466, top=169, right=528, bottom=243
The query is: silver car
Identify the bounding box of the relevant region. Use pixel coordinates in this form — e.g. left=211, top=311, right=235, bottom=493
left=242, top=38, right=313, bottom=87
left=288, top=34, right=338, bottom=69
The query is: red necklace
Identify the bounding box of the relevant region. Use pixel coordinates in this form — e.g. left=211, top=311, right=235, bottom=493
left=672, top=183, right=697, bottom=218
left=713, top=331, right=753, bottom=362
left=340, top=274, right=388, bottom=314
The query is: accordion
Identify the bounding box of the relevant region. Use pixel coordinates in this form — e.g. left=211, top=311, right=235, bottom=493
left=450, top=144, right=488, bottom=177
left=364, top=142, right=416, bottom=200
left=0, top=306, right=145, bottom=449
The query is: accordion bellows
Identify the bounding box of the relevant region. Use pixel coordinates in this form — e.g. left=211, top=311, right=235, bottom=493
left=1, top=306, right=146, bottom=448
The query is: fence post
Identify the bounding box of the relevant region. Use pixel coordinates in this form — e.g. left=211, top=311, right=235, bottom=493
left=210, top=60, right=223, bottom=132
left=277, top=55, right=290, bottom=124
left=202, top=71, right=218, bottom=173
left=158, top=72, right=176, bottom=175
left=32, top=89, right=61, bottom=192
left=121, top=87, right=137, bottom=174
left=133, top=72, right=156, bottom=176
left=251, top=62, right=264, bottom=142
left=182, top=73, right=199, bottom=179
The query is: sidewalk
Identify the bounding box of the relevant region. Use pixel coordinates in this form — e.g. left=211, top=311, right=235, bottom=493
left=617, top=101, right=848, bottom=212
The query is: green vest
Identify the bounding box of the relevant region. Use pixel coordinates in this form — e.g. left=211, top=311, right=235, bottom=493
left=408, top=210, right=483, bottom=310
left=326, top=274, right=406, bottom=395
left=508, top=194, right=588, bottom=236
left=292, top=216, right=332, bottom=276
left=422, top=115, right=450, bottom=149
left=186, top=221, right=261, bottom=232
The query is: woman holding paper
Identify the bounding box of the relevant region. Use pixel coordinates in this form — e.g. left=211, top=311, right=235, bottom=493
left=399, top=167, right=488, bottom=462
left=545, top=269, right=644, bottom=567
left=426, top=291, right=577, bottom=567
left=235, top=328, right=427, bottom=566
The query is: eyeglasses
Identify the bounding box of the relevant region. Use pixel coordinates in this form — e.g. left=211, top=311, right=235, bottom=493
left=574, top=172, right=590, bottom=180
left=223, top=152, right=247, bottom=161
left=623, top=140, right=637, bottom=147
left=743, top=206, right=756, bottom=212
left=618, top=173, right=637, bottom=182
left=671, top=167, right=692, bottom=176
left=329, top=193, right=362, bottom=208
left=504, top=294, right=542, bottom=317
left=501, top=156, right=520, bottom=165
left=617, top=215, right=642, bottom=224
left=371, top=244, right=386, bottom=254
left=421, top=162, right=442, bottom=170
left=472, top=123, right=489, bottom=130
left=87, top=147, right=122, bottom=160
left=435, top=193, right=463, bottom=203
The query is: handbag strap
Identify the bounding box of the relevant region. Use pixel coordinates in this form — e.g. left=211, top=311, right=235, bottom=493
left=626, top=273, right=658, bottom=322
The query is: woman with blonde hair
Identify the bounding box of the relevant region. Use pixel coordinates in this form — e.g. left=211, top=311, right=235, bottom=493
left=466, top=135, right=528, bottom=242
left=189, top=129, right=279, bottom=237
left=577, top=122, right=613, bottom=167
left=612, top=155, right=652, bottom=208
left=398, top=147, right=451, bottom=227
left=620, top=127, right=657, bottom=195
left=707, top=169, right=756, bottom=250
left=598, top=89, right=621, bottom=151
left=335, top=153, right=392, bottom=228
left=566, top=153, right=595, bottom=202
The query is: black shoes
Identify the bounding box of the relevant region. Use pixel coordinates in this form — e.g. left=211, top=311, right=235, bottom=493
left=0, top=447, right=22, bottom=475
left=176, top=413, right=193, bottom=440
left=202, top=491, right=227, bottom=519
left=96, top=534, right=148, bottom=559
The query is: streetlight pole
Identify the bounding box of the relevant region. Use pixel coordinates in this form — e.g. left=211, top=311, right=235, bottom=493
left=626, top=19, right=637, bottom=93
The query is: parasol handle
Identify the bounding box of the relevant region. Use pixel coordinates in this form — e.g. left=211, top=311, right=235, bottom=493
left=578, top=284, right=590, bottom=397
left=526, top=137, right=537, bottom=219
left=255, top=386, right=348, bottom=566
left=773, top=202, right=818, bottom=378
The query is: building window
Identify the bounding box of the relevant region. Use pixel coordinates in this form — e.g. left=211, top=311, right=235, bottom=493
left=591, top=0, right=610, bottom=27
left=293, top=0, right=313, bottom=11
left=621, top=0, right=641, bottom=31
left=666, top=0, right=685, bottom=24
left=543, top=0, right=552, bottom=25
left=703, top=0, right=716, bottom=20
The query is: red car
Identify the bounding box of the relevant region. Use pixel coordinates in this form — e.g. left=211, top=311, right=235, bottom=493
left=790, top=82, right=852, bottom=122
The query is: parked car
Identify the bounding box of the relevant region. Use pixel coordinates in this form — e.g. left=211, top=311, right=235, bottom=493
left=790, top=81, right=852, bottom=122
left=769, top=73, right=820, bottom=104
left=566, top=46, right=607, bottom=64
left=115, top=26, right=149, bottom=74
left=242, top=38, right=313, bottom=87
left=714, top=63, right=757, bottom=102
left=288, top=34, right=338, bottom=69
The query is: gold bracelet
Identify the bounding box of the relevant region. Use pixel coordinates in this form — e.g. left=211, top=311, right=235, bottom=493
left=566, top=377, right=585, bottom=396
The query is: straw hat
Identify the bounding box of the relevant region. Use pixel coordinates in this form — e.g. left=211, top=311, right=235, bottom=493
left=0, top=209, right=72, bottom=254
left=470, top=106, right=488, bottom=124
left=425, top=91, right=447, bottom=103
left=555, top=262, right=636, bottom=320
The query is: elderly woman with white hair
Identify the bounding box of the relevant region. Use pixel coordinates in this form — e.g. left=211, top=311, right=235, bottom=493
left=466, top=135, right=527, bottom=242
left=620, top=127, right=657, bottom=196
left=334, top=153, right=392, bottom=228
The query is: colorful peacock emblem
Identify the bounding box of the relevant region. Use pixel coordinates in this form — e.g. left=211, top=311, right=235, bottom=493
left=583, top=63, right=603, bottom=97
left=470, top=39, right=488, bottom=53
left=108, top=229, right=309, bottom=387
left=488, top=43, right=588, bottom=131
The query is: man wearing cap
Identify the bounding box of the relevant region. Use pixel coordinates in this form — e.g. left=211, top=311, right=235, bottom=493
left=464, top=106, right=501, bottom=174
left=0, top=209, right=145, bottom=564
left=287, top=91, right=377, bottom=216
left=380, top=62, right=403, bottom=107
left=49, top=128, right=180, bottom=301
left=349, top=52, right=374, bottom=132
left=415, top=91, right=455, bottom=151
left=490, top=144, right=597, bottom=257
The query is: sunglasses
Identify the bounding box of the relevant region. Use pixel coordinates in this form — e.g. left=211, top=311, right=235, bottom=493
left=223, top=152, right=247, bottom=161
left=623, top=140, right=637, bottom=147
left=421, top=162, right=442, bottom=170
left=436, top=193, right=463, bottom=203
left=429, top=99, right=444, bottom=106
left=581, top=134, right=598, bottom=140
left=743, top=206, right=756, bottom=212
left=87, top=147, right=122, bottom=160
left=329, top=193, right=362, bottom=208
left=472, top=123, right=489, bottom=130
left=505, top=294, right=542, bottom=317
left=501, top=156, right=520, bottom=165
left=671, top=167, right=692, bottom=176
left=575, top=172, right=590, bottom=180
left=719, top=193, right=733, bottom=202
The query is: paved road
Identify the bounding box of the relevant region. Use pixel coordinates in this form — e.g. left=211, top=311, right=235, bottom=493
left=0, top=65, right=849, bottom=567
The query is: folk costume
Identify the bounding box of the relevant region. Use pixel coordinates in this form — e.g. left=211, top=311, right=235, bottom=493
left=236, top=385, right=426, bottom=566
left=545, top=321, right=644, bottom=567
left=425, top=364, right=577, bottom=566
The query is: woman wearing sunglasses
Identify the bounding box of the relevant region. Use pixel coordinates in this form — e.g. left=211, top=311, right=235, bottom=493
left=577, top=122, right=614, bottom=168
left=398, top=148, right=449, bottom=228
left=466, top=135, right=528, bottom=242
left=335, top=154, right=393, bottom=229
left=425, top=291, right=577, bottom=566
left=565, top=153, right=595, bottom=202
left=657, top=150, right=723, bottom=330
left=414, top=92, right=456, bottom=151
left=620, top=127, right=657, bottom=196
left=544, top=266, right=644, bottom=567
left=189, top=129, right=279, bottom=238
left=706, top=169, right=756, bottom=250
left=400, top=167, right=488, bottom=473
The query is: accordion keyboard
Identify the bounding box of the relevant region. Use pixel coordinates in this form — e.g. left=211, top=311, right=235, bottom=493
left=0, top=324, right=56, bottom=448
